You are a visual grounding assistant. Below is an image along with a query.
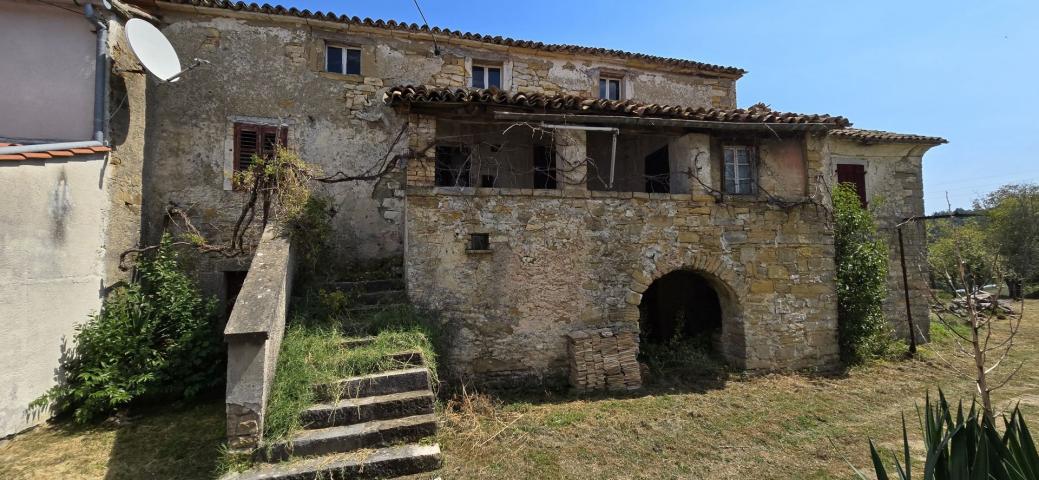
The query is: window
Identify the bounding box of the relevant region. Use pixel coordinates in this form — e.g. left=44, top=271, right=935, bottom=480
left=435, top=145, right=472, bottom=187
left=723, top=145, right=756, bottom=195
left=599, top=76, right=622, bottom=100
left=234, top=123, right=287, bottom=173
left=471, top=64, right=501, bottom=89
left=533, top=144, right=557, bottom=189
left=326, top=45, right=361, bottom=75
left=836, top=163, right=867, bottom=207
left=644, top=145, right=670, bottom=193
left=469, top=232, right=488, bottom=251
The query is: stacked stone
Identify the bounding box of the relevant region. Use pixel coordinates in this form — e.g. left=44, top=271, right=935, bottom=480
left=566, top=328, right=641, bottom=392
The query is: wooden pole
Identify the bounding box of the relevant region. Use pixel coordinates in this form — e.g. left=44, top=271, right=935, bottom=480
left=898, top=225, right=917, bottom=355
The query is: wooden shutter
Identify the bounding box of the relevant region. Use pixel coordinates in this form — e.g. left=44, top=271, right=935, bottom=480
left=234, top=123, right=287, bottom=173
left=836, top=164, right=867, bottom=207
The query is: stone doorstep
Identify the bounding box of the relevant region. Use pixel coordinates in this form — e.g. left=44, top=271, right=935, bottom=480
left=259, top=414, right=438, bottom=463
left=224, top=444, right=443, bottom=480
left=300, top=390, right=435, bottom=430
left=315, top=367, right=431, bottom=401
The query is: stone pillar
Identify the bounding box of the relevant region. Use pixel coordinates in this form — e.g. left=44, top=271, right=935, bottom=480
left=554, top=129, right=587, bottom=191
left=667, top=133, right=711, bottom=195
left=406, top=114, right=437, bottom=187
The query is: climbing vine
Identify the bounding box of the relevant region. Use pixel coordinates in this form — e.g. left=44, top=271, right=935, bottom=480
left=833, top=183, right=894, bottom=363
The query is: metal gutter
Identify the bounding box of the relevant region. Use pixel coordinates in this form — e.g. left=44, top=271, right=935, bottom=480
left=493, top=111, right=839, bottom=132
left=0, top=141, right=105, bottom=155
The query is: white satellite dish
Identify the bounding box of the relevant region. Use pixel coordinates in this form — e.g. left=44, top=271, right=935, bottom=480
left=126, top=18, right=206, bottom=83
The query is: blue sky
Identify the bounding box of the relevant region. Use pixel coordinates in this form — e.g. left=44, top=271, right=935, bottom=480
left=283, top=0, right=1037, bottom=212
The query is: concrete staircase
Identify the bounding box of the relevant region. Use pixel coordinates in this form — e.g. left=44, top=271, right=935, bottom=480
left=326, top=279, right=408, bottom=315
left=223, top=346, right=442, bottom=479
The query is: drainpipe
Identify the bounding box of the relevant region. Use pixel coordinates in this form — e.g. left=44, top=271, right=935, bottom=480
left=85, top=4, right=109, bottom=144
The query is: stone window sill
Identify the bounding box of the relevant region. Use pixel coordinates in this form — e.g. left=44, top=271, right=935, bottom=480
left=465, top=249, right=493, bottom=254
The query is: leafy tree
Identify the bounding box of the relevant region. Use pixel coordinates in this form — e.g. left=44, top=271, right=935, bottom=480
left=833, top=184, right=892, bottom=363
left=928, top=219, right=998, bottom=293
left=974, top=184, right=1039, bottom=297
left=33, top=235, right=224, bottom=423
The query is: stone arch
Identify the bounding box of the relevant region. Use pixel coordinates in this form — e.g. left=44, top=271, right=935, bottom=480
left=622, top=252, right=747, bottom=368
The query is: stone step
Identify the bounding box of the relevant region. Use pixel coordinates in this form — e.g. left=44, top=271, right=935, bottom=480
left=326, top=279, right=405, bottom=294
left=342, top=303, right=408, bottom=315
left=300, top=390, right=435, bottom=430
left=224, top=443, right=442, bottom=480
left=314, top=367, right=430, bottom=401
left=341, top=336, right=376, bottom=349
left=259, top=414, right=438, bottom=462
left=353, top=290, right=408, bottom=306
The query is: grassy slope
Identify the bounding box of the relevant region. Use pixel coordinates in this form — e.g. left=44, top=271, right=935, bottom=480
left=433, top=301, right=1039, bottom=479
left=2, top=302, right=1036, bottom=479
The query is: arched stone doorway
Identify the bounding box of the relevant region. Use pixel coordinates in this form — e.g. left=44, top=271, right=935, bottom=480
left=637, top=269, right=739, bottom=369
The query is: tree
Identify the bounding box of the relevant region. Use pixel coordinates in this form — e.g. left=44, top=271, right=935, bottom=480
left=974, top=183, right=1039, bottom=298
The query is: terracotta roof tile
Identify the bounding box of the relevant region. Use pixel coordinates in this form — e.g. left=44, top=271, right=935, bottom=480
left=155, top=0, right=745, bottom=76
left=384, top=85, right=852, bottom=126
left=830, top=128, right=947, bottom=145
left=46, top=150, right=76, bottom=157
left=0, top=143, right=110, bottom=161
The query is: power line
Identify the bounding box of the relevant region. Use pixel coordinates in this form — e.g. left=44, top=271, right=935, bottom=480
left=411, top=0, right=440, bottom=56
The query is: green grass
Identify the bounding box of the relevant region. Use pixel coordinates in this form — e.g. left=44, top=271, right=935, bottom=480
left=263, top=302, right=439, bottom=443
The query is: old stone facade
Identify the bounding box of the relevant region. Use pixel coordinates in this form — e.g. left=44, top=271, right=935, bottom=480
left=118, top=1, right=943, bottom=388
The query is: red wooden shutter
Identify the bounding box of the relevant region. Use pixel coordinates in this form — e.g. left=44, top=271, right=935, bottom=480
left=234, top=123, right=259, bottom=172
left=234, top=123, right=288, bottom=173
left=836, top=164, right=867, bottom=207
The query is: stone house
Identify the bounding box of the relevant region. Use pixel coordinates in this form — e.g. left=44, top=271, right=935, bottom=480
left=0, top=0, right=946, bottom=427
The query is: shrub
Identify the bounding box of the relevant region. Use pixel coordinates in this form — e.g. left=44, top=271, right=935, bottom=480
left=33, top=235, right=224, bottom=423
left=833, top=183, right=892, bottom=363
left=857, top=390, right=1039, bottom=479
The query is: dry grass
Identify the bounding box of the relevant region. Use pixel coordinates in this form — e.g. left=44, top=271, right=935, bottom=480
left=2, top=302, right=1036, bottom=479
left=432, top=301, right=1039, bottom=479
left=0, top=401, right=224, bottom=480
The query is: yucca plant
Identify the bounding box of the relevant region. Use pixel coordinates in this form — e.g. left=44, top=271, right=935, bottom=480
left=857, top=390, right=1038, bottom=479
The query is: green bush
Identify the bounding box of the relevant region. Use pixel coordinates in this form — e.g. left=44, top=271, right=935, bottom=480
left=33, top=235, right=224, bottom=423
left=857, top=390, right=1039, bottom=479
left=833, top=183, right=892, bottom=363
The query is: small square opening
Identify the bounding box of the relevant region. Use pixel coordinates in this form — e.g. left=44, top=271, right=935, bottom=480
left=468, top=233, right=490, bottom=251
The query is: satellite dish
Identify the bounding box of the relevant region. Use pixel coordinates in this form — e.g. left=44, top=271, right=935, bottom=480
left=125, top=18, right=183, bottom=82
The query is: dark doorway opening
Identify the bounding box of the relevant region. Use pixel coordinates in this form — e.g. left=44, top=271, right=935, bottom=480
left=644, top=145, right=670, bottom=193
left=224, top=270, right=248, bottom=320
left=640, top=270, right=722, bottom=344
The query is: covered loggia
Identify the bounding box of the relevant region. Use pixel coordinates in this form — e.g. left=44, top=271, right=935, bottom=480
left=635, top=270, right=727, bottom=353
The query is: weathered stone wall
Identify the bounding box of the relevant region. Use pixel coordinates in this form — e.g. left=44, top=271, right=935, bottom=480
left=405, top=187, right=839, bottom=384
left=825, top=139, right=934, bottom=342
left=103, top=17, right=149, bottom=284
left=141, top=6, right=741, bottom=299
